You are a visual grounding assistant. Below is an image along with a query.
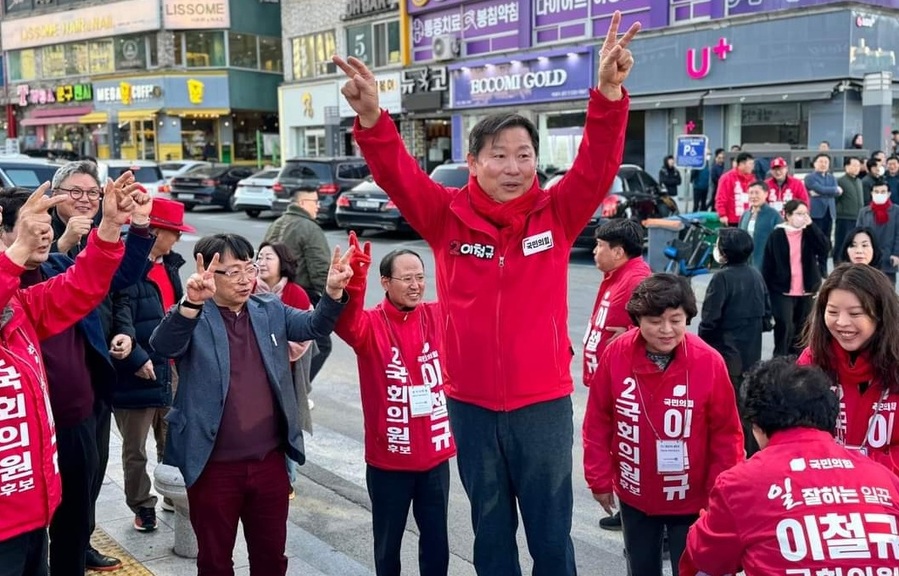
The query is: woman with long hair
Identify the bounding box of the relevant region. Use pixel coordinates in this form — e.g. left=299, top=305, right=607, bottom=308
left=840, top=226, right=883, bottom=268
left=761, top=199, right=830, bottom=356
left=254, top=241, right=318, bottom=497
left=798, top=264, right=899, bottom=476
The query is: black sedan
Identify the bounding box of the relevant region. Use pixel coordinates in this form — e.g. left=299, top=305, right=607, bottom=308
left=545, top=165, right=678, bottom=248
left=169, top=165, right=256, bottom=211
left=335, top=179, right=414, bottom=234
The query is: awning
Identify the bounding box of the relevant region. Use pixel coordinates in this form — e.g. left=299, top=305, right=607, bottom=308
left=166, top=108, right=230, bottom=118
left=30, top=105, right=93, bottom=118
left=629, top=91, right=708, bottom=111
left=703, top=82, right=838, bottom=106
left=78, top=111, right=109, bottom=125
left=117, top=108, right=160, bottom=122
left=21, top=115, right=92, bottom=126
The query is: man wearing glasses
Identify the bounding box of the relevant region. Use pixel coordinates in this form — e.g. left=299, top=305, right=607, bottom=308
left=149, top=233, right=353, bottom=575
left=44, top=160, right=156, bottom=572
left=264, top=189, right=333, bottom=398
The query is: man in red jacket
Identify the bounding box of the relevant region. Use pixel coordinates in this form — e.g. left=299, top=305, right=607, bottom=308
left=0, top=181, right=140, bottom=575
left=715, top=152, right=757, bottom=226
left=335, top=233, right=455, bottom=576
left=583, top=219, right=651, bottom=531
left=334, top=11, right=640, bottom=575
left=681, top=358, right=899, bottom=576
left=584, top=274, right=743, bottom=576
left=765, top=156, right=810, bottom=214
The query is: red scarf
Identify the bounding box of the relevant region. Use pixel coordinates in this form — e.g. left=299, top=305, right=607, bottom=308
left=831, top=340, right=876, bottom=388
left=467, top=176, right=540, bottom=245
left=871, top=198, right=893, bottom=225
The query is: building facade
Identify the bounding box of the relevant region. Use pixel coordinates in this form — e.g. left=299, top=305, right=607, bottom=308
left=281, top=0, right=899, bottom=175
left=1, top=0, right=283, bottom=163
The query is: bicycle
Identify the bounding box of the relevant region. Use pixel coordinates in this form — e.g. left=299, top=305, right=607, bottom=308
left=663, top=216, right=715, bottom=277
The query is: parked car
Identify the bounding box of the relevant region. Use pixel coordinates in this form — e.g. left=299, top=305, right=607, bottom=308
left=271, top=157, right=370, bottom=225
left=545, top=165, right=678, bottom=248
left=429, top=162, right=550, bottom=188
left=159, top=160, right=212, bottom=180
left=335, top=178, right=413, bottom=234
left=233, top=169, right=280, bottom=218
left=169, top=165, right=256, bottom=211
left=97, top=160, right=168, bottom=197
left=0, top=155, right=64, bottom=189
left=22, top=149, right=81, bottom=162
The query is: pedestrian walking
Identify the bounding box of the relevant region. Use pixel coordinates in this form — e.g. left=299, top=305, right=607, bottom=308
left=738, top=180, right=783, bottom=269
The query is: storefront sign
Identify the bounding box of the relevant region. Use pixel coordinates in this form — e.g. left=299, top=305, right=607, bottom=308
left=343, top=0, right=399, bottom=20
left=95, top=82, right=163, bottom=105
left=401, top=66, right=449, bottom=94
left=162, top=0, right=231, bottom=30
left=407, top=0, right=465, bottom=15
left=534, top=0, right=663, bottom=41
left=624, top=11, right=851, bottom=95
left=16, top=83, right=93, bottom=106
left=411, top=0, right=521, bottom=62
left=280, top=82, right=338, bottom=127
left=686, top=37, right=734, bottom=80
left=725, top=0, right=887, bottom=16
left=339, top=72, right=402, bottom=116
left=449, top=49, right=594, bottom=108
left=0, top=0, right=160, bottom=51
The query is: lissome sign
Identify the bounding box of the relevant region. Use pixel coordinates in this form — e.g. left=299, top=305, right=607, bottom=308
left=163, top=0, right=231, bottom=29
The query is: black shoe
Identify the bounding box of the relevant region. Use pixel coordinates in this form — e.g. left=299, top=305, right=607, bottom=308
left=133, top=506, right=158, bottom=532
left=85, top=547, right=122, bottom=571
left=599, top=511, right=622, bottom=531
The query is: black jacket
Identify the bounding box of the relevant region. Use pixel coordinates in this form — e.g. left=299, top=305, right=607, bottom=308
left=698, top=263, right=772, bottom=378
left=761, top=225, right=830, bottom=295
left=659, top=166, right=682, bottom=197
left=112, top=252, right=186, bottom=408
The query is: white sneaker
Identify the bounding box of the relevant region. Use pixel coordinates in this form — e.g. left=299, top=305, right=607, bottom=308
left=307, top=399, right=315, bottom=411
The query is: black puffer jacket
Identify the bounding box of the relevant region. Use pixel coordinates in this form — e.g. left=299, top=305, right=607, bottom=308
left=111, top=252, right=185, bottom=408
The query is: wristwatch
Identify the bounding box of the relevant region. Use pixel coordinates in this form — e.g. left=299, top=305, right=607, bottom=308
left=179, top=298, right=204, bottom=311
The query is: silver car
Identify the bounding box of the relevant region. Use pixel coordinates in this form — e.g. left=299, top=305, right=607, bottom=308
left=233, top=169, right=280, bottom=218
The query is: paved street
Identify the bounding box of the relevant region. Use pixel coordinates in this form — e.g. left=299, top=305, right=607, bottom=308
left=98, top=206, right=775, bottom=574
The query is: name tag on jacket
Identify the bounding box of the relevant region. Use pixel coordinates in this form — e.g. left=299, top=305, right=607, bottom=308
left=522, top=231, right=554, bottom=256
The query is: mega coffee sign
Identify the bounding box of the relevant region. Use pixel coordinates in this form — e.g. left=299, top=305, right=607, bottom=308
left=343, top=0, right=399, bottom=20
left=450, top=49, right=594, bottom=108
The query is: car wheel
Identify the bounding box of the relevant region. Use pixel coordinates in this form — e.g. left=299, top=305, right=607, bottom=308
left=226, top=194, right=238, bottom=212
left=183, top=203, right=195, bottom=212
left=245, top=209, right=261, bottom=218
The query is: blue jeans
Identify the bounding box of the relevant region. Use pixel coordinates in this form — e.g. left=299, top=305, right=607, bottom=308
left=447, top=396, right=576, bottom=576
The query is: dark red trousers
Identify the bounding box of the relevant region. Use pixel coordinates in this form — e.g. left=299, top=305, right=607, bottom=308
left=187, top=450, right=289, bottom=576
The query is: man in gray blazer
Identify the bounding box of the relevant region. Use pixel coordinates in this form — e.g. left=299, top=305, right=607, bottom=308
left=149, top=233, right=353, bottom=576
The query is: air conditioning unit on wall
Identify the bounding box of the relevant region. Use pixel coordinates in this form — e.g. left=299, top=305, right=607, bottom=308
left=432, top=35, right=461, bottom=61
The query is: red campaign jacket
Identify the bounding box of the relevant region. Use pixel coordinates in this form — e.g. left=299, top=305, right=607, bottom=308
left=765, top=175, right=810, bottom=214
left=798, top=348, right=899, bottom=477
left=335, top=279, right=456, bottom=472
left=583, top=330, right=744, bottom=516
left=715, top=169, right=757, bottom=224
left=0, top=230, right=125, bottom=542
left=680, top=428, right=899, bottom=576
left=354, top=89, right=627, bottom=411
left=582, top=257, right=652, bottom=386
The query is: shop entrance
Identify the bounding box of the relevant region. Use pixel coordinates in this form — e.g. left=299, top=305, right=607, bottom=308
left=181, top=118, right=219, bottom=161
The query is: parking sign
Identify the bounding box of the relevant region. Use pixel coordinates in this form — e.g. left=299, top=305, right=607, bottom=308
left=675, top=135, right=708, bottom=169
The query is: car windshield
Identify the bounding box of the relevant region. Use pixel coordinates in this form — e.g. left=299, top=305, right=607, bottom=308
left=2, top=165, right=61, bottom=189
left=108, top=165, right=163, bottom=183
left=430, top=165, right=469, bottom=188
left=282, top=162, right=333, bottom=182
left=184, top=164, right=212, bottom=175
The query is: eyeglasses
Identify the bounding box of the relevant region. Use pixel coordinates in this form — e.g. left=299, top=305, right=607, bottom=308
left=55, top=187, right=102, bottom=200
left=389, top=274, right=425, bottom=285
left=214, top=265, right=259, bottom=281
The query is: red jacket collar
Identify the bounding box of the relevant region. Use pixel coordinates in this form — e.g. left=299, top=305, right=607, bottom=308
left=377, top=296, right=421, bottom=323
left=448, top=175, right=550, bottom=239
left=766, top=427, right=836, bottom=447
